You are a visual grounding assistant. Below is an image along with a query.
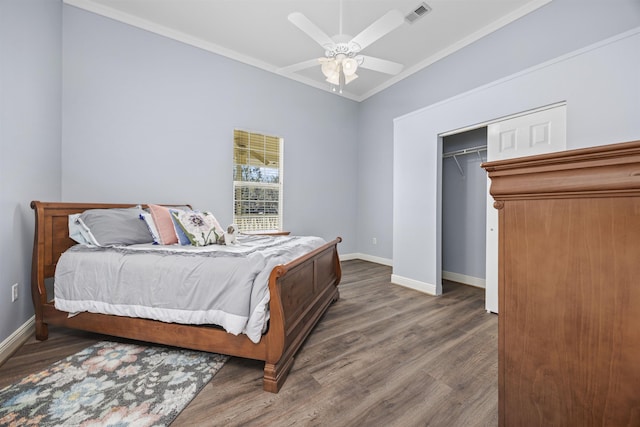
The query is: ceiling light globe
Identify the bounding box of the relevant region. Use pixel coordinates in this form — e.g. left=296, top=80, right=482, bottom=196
left=326, top=71, right=340, bottom=86
left=321, top=59, right=339, bottom=78
left=342, top=58, right=358, bottom=76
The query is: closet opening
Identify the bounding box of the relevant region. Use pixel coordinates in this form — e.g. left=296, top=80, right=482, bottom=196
left=439, top=102, right=566, bottom=308
left=441, top=127, right=488, bottom=295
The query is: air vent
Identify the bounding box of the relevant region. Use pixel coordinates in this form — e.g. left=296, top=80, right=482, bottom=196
left=405, top=2, right=432, bottom=24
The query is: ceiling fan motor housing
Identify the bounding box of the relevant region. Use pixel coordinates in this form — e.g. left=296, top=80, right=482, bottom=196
left=324, top=42, right=361, bottom=59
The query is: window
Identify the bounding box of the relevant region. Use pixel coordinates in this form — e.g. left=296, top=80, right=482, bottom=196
left=233, top=129, right=283, bottom=232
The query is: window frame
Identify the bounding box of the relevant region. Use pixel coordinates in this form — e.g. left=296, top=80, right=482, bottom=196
left=232, top=129, right=284, bottom=233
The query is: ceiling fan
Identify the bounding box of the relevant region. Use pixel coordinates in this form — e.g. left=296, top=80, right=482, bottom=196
left=282, top=4, right=406, bottom=93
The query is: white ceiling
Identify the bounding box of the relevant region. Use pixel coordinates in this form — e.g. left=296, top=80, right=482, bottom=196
left=65, top=0, right=551, bottom=101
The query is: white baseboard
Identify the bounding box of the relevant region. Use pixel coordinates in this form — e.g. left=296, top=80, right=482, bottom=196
left=0, top=316, right=34, bottom=366
left=442, top=271, right=486, bottom=289
left=340, top=252, right=392, bottom=266
left=343, top=254, right=436, bottom=295
left=390, top=274, right=437, bottom=295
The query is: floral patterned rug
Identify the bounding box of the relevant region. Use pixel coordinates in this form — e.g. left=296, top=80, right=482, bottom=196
left=0, top=341, right=228, bottom=426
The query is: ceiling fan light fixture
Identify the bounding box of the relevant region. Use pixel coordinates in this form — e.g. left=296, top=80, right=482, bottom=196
left=326, top=71, right=340, bottom=86
left=320, top=59, right=339, bottom=78
left=288, top=6, right=405, bottom=95
left=342, top=57, right=358, bottom=76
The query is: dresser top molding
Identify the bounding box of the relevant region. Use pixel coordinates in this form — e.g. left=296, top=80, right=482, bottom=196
left=482, top=140, right=640, bottom=200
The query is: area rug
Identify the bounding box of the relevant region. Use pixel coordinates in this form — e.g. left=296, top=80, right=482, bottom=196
left=0, top=341, right=228, bottom=426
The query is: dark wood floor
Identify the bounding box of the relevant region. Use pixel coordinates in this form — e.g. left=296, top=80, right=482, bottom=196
left=0, top=260, right=498, bottom=426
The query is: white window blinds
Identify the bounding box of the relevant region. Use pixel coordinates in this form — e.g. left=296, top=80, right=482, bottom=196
left=233, top=129, right=283, bottom=232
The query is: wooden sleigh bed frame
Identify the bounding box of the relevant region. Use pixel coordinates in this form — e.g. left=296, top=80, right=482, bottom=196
left=30, top=201, right=342, bottom=393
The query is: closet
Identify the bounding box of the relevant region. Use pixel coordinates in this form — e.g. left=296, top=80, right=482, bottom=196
left=441, top=128, right=487, bottom=290
left=483, top=140, right=640, bottom=426
left=442, top=104, right=566, bottom=301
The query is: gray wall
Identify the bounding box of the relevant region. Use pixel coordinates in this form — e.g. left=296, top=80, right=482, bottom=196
left=394, top=29, right=640, bottom=294
left=442, top=129, right=487, bottom=281
left=357, top=0, right=640, bottom=263
left=0, top=0, right=62, bottom=344
left=62, top=5, right=359, bottom=249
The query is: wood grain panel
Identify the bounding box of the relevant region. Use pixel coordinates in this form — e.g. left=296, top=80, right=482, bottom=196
left=280, top=261, right=315, bottom=324
left=484, top=140, right=640, bottom=427
left=502, top=198, right=640, bottom=425
left=315, top=250, right=338, bottom=289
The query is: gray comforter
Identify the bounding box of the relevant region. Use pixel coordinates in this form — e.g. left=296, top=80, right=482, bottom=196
left=54, top=235, right=326, bottom=343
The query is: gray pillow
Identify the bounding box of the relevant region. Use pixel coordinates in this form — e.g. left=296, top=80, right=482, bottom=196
left=77, top=207, right=154, bottom=246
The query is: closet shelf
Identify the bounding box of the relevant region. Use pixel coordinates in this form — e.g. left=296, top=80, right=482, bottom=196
left=443, top=145, right=487, bottom=176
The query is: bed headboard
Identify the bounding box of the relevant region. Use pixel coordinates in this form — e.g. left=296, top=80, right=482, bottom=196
left=29, top=201, right=190, bottom=307
left=31, top=201, right=140, bottom=280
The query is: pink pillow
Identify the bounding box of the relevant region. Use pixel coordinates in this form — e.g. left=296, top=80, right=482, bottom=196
left=148, top=204, right=179, bottom=245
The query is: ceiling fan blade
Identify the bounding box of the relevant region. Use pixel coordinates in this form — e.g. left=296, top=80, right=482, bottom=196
left=358, top=55, right=404, bottom=75
left=278, top=58, right=322, bottom=74
left=288, top=12, right=335, bottom=49
left=350, top=10, right=404, bottom=51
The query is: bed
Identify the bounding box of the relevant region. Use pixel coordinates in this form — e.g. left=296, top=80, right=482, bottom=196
left=30, top=201, right=342, bottom=393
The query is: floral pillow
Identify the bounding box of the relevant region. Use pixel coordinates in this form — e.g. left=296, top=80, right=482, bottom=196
left=169, top=209, right=193, bottom=245
left=171, top=210, right=224, bottom=246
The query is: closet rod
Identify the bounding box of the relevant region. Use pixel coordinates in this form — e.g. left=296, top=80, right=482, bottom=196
left=442, top=145, right=487, bottom=158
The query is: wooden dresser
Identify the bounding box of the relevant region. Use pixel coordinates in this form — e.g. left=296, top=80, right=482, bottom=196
left=483, top=140, right=640, bottom=426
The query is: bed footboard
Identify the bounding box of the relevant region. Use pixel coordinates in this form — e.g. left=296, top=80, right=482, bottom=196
left=263, top=237, right=342, bottom=392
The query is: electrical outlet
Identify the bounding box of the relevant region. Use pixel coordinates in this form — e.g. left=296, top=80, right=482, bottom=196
left=11, top=283, right=18, bottom=302
left=372, top=237, right=377, bottom=245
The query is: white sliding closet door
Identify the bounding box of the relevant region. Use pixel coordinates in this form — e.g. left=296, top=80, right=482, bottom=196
left=485, top=104, right=567, bottom=313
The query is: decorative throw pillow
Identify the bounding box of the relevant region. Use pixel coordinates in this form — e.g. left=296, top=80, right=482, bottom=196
left=171, top=210, right=224, bottom=246
left=170, top=209, right=193, bottom=246
left=147, top=204, right=179, bottom=245
left=139, top=211, right=161, bottom=244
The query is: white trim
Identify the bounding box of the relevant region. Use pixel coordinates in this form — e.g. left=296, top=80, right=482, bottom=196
left=340, top=252, right=393, bottom=266
left=442, top=271, right=486, bottom=289
left=0, top=316, right=34, bottom=366
left=438, top=101, right=567, bottom=137
left=391, top=274, right=437, bottom=296
left=396, top=26, right=640, bottom=123
left=338, top=252, right=358, bottom=261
